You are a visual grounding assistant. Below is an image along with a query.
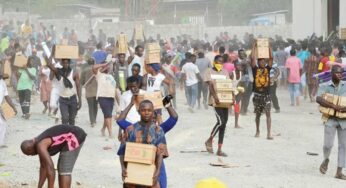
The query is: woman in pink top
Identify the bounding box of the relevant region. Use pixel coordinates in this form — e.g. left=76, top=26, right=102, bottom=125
left=222, top=54, right=235, bottom=73
left=285, top=49, right=302, bottom=106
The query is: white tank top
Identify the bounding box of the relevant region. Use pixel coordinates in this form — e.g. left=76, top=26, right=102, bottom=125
left=59, top=69, right=76, bottom=97
left=231, top=71, right=242, bottom=90
left=146, top=73, right=165, bottom=92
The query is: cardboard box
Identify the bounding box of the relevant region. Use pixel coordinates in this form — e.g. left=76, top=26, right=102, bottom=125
left=319, top=93, right=338, bottom=116
left=135, top=91, right=163, bottom=110
left=125, top=162, right=155, bottom=187
left=214, top=91, right=233, bottom=108
left=1, top=102, right=15, bottom=120
left=336, top=96, right=346, bottom=118
left=256, top=38, right=270, bottom=59
left=116, top=34, right=128, bottom=54
left=215, top=79, right=233, bottom=92
left=135, top=24, right=144, bottom=40
left=125, top=142, right=157, bottom=164
left=55, top=45, right=79, bottom=59
left=14, top=54, right=28, bottom=67
left=145, top=43, right=161, bottom=64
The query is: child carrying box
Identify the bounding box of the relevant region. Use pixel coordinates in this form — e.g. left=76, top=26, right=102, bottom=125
left=119, top=100, right=169, bottom=188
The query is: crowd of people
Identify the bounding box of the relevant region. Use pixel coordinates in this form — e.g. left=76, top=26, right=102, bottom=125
left=0, top=19, right=344, bottom=187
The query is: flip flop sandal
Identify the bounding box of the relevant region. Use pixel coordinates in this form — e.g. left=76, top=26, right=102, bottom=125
left=335, top=174, right=346, bottom=180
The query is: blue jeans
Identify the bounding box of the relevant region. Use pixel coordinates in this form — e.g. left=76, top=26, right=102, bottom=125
left=288, top=83, right=300, bottom=105
left=186, top=83, right=198, bottom=108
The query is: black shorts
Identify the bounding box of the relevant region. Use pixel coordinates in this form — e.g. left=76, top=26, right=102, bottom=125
left=253, top=93, right=271, bottom=114
left=98, top=97, right=114, bottom=118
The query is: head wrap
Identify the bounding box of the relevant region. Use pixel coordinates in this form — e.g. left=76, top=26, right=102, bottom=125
left=92, top=50, right=108, bottom=64
left=150, top=63, right=161, bottom=73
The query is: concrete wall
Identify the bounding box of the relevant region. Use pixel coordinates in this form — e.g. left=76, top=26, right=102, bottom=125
left=340, top=0, right=346, bottom=29
left=292, top=0, right=328, bottom=39
left=38, top=18, right=292, bottom=42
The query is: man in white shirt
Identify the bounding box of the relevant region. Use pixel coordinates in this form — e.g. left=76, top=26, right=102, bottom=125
left=0, top=76, right=17, bottom=146
left=181, top=54, right=202, bottom=113
left=128, top=45, right=144, bottom=77
left=119, top=76, right=145, bottom=123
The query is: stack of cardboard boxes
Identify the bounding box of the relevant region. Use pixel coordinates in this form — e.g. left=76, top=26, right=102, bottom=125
left=319, top=93, right=346, bottom=118
left=135, top=24, right=144, bottom=41
left=145, top=43, right=161, bottom=64
left=116, top=34, right=128, bottom=54
left=124, top=142, right=157, bottom=187
left=214, top=79, right=234, bottom=108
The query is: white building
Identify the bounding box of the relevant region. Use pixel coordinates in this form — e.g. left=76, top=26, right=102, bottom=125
left=292, top=0, right=344, bottom=40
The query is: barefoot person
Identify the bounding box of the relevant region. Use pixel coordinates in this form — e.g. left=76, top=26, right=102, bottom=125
left=20, top=124, right=86, bottom=188
left=204, top=55, right=231, bottom=157
left=317, top=65, right=346, bottom=180
left=251, top=42, right=274, bottom=140
left=119, top=100, right=168, bottom=187
left=93, top=62, right=118, bottom=138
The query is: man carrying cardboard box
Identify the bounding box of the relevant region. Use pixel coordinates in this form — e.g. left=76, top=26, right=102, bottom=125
left=316, top=65, right=346, bottom=180
left=46, top=46, right=81, bottom=126
left=119, top=100, right=168, bottom=187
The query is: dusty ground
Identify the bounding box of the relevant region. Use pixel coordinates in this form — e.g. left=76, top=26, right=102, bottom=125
left=0, top=88, right=345, bottom=188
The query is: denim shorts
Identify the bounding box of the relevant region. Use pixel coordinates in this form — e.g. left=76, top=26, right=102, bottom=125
left=58, top=143, right=83, bottom=175
left=98, top=97, right=114, bottom=118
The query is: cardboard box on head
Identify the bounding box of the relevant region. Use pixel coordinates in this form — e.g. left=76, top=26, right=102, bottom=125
left=55, top=45, right=79, bottom=59
left=256, top=38, right=270, bottom=59
left=145, top=43, right=161, bottom=64
left=135, top=24, right=144, bottom=41
left=116, top=34, right=128, bottom=54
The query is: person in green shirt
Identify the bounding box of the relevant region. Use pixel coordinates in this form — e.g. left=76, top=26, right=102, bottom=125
left=17, top=57, right=36, bottom=119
